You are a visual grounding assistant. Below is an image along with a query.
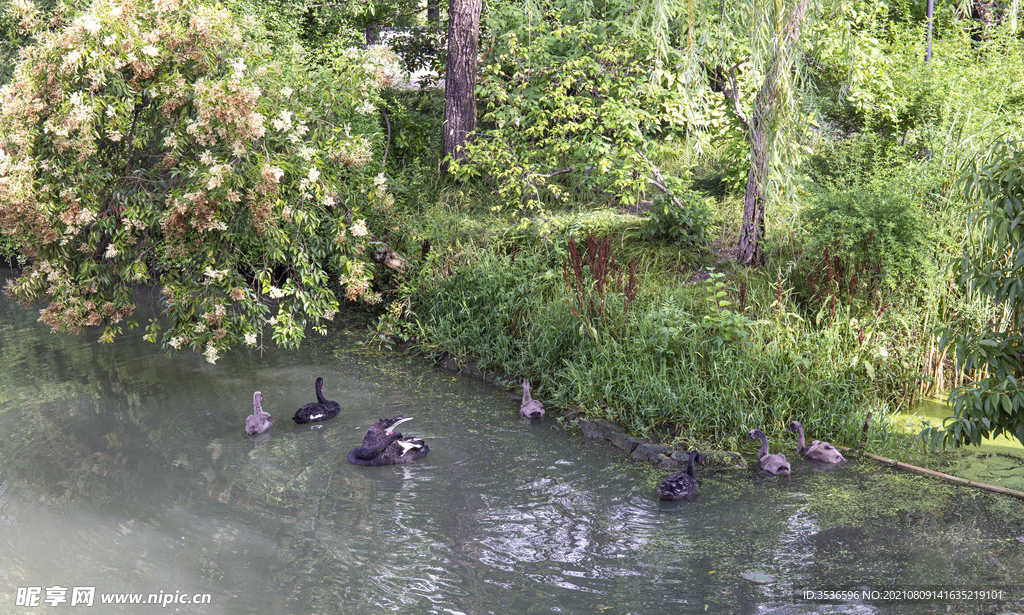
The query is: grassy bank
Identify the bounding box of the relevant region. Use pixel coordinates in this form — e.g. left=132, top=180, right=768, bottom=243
left=369, top=185, right=925, bottom=457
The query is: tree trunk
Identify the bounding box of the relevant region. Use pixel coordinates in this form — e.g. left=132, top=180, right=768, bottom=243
left=442, top=0, right=482, bottom=171
left=736, top=0, right=811, bottom=266
left=737, top=116, right=770, bottom=266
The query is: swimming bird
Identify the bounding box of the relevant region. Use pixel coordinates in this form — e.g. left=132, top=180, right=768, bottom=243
left=520, top=379, right=544, bottom=418
left=245, top=391, right=274, bottom=435
left=658, top=451, right=706, bottom=501
left=347, top=416, right=430, bottom=466
left=746, top=429, right=791, bottom=475
left=292, top=377, right=341, bottom=424
left=784, top=421, right=846, bottom=463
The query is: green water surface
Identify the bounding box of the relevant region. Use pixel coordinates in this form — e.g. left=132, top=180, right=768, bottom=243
left=0, top=270, right=1021, bottom=614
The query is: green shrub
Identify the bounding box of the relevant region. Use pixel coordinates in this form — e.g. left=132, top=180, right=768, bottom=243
left=0, top=0, right=388, bottom=355
left=793, top=174, right=934, bottom=313
left=381, top=88, right=445, bottom=168
left=641, top=184, right=712, bottom=248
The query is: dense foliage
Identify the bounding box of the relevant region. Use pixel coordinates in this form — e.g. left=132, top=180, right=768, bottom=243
left=454, top=9, right=697, bottom=213
left=0, top=0, right=389, bottom=358
left=795, top=162, right=935, bottom=312
left=923, top=142, right=1024, bottom=449
left=3, top=0, right=1024, bottom=450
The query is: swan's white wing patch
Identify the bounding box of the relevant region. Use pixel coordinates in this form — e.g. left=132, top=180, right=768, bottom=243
left=397, top=440, right=422, bottom=455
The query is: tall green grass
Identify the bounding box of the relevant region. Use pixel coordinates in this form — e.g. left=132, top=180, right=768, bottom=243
left=388, top=226, right=914, bottom=452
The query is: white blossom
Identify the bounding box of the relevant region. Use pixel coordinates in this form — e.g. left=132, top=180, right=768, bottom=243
left=350, top=219, right=368, bottom=237
left=203, top=343, right=220, bottom=364
left=356, top=99, right=376, bottom=114
left=272, top=109, right=292, bottom=132
left=281, top=86, right=293, bottom=98
left=244, top=332, right=257, bottom=346
left=307, top=166, right=320, bottom=183
left=76, top=209, right=97, bottom=225
left=104, top=243, right=119, bottom=259
left=78, top=14, right=102, bottom=34
left=203, top=267, right=228, bottom=282
left=142, top=45, right=159, bottom=57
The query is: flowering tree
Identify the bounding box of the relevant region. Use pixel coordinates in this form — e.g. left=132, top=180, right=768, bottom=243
left=0, top=0, right=390, bottom=360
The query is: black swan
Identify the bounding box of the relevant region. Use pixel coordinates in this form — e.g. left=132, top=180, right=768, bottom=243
left=347, top=416, right=430, bottom=466
left=746, top=429, right=791, bottom=475
left=658, top=451, right=705, bottom=500
left=292, top=377, right=341, bottom=424
left=245, top=391, right=274, bottom=435
left=784, top=421, right=846, bottom=463
left=520, top=379, right=544, bottom=418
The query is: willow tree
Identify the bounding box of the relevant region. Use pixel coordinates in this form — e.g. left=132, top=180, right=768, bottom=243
left=641, top=0, right=822, bottom=265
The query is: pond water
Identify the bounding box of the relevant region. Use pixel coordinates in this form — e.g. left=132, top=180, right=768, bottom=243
left=1, top=269, right=1022, bottom=614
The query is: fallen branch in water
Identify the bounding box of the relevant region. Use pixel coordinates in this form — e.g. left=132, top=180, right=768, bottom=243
left=836, top=445, right=1024, bottom=500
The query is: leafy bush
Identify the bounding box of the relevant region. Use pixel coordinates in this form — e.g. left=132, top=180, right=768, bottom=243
left=641, top=183, right=712, bottom=247
left=0, top=0, right=390, bottom=357
left=381, top=88, right=445, bottom=167
left=923, top=141, right=1024, bottom=449
left=793, top=172, right=934, bottom=313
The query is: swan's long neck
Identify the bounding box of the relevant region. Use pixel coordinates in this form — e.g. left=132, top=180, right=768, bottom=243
left=315, top=380, right=326, bottom=403
left=686, top=453, right=698, bottom=477
left=386, top=417, right=414, bottom=435
left=253, top=393, right=263, bottom=416
left=794, top=423, right=806, bottom=453
left=522, top=380, right=532, bottom=404
left=757, top=432, right=769, bottom=459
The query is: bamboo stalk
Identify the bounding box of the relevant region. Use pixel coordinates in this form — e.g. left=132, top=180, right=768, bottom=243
left=934, top=344, right=948, bottom=394
left=835, top=446, right=1024, bottom=500
left=919, top=336, right=935, bottom=397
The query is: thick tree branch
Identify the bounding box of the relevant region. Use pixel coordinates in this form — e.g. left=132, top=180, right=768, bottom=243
left=727, top=65, right=749, bottom=131
left=635, top=148, right=685, bottom=211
